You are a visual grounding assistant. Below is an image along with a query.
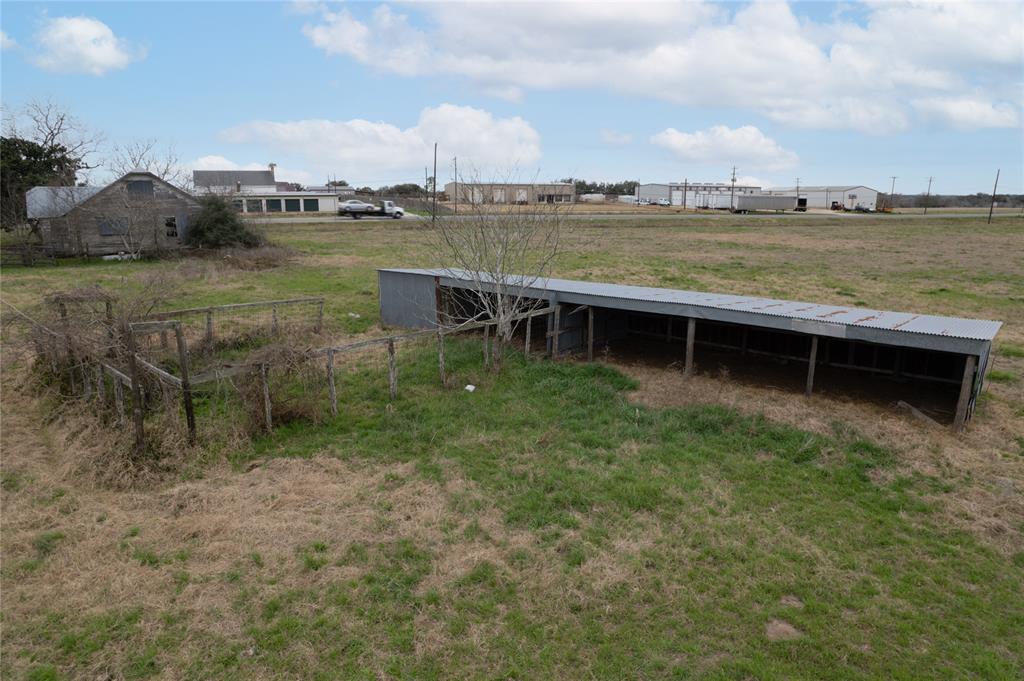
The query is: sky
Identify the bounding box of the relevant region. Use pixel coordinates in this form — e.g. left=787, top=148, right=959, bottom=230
left=1, top=1, right=1021, bottom=194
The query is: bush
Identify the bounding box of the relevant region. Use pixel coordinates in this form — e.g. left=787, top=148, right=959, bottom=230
left=187, top=195, right=263, bottom=249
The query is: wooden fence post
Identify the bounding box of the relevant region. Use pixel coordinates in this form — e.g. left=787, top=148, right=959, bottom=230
left=437, top=327, right=446, bottom=387
left=326, top=349, right=338, bottom=416
left=174, top=323, right=197, bottom=445
left=315, top=300, right=324, bottom=333
left=125, top=329, right=146, bottom=456
left=114, top=374, right=126, bottom=427
left=387, top=338, right=397, bottom=401
left=260, top=363, right=273, bottom=432
left=205, top=310, right=214, bottom=344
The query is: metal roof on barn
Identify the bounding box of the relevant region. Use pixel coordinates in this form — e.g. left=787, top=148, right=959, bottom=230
left=379, top=268, right=1001, bottom=353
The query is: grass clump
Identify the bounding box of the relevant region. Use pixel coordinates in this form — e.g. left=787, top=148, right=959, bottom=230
left=988, top=369, right=1017, bottom=383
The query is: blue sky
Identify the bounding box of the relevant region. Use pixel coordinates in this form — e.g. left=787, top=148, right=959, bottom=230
left=1, top=1, right=1021, bottom=193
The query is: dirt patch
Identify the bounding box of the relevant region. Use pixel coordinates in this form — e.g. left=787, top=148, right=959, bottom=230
left=780, top=595, right=805, bottom=609
left=766, top=619, right=802, bottom=641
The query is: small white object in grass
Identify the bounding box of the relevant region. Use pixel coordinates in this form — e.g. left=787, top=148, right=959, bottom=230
left=464, top=384, right=476, bottom=392
left=347, top=312, right=361, bottom=318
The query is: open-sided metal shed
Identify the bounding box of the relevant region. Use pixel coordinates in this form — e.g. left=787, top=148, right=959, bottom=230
left=378, top=268, right=1002, bottom=430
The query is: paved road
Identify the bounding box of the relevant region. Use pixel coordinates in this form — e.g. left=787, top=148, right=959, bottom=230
left=258, top=210, right=1019, bottom=225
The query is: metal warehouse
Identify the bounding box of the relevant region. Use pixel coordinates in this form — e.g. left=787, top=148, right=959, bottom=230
left=768, top=185, right=879, bottom=210
left=379, top=268, right=1002, bottom=430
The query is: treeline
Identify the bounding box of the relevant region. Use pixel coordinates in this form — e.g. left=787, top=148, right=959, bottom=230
left=558, top=179, right=639, bottom=196
left=891, top=193, right=1024, bottom=208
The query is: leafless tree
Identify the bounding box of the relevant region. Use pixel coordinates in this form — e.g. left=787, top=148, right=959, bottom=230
left=429, top=172, right=570, bottom=371
left=107, top=139, right=190, bottom=190
left=4, top=98, right=104, bottom=181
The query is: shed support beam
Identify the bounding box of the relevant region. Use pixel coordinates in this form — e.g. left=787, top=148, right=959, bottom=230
left=805, top=336, right=819, bottom=398
left=587, top=306, right=595, bottom=362
left=684, top=318, right=696, bottom=376
left=952, top=354, right=977, bottom=432
left=551, top=305, right=561, bottom=358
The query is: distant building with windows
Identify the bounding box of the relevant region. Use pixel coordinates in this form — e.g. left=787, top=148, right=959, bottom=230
left=230, top=192, right=343, bottom=215
left=638, top=182, right=762, bottom=206
left=443, top=182, right=575, bottom=205
left=27, top=170, right=199, bottom=256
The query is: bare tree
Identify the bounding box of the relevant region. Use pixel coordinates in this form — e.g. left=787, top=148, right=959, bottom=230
left=107, top=139, right=189, bottom=190
left=4, top=98, right=104, bottom=181
left=430, top=172, right=569, bottom=371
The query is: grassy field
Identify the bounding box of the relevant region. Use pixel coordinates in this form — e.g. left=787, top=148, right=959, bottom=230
left=2, top=214, right=1022, bottom=679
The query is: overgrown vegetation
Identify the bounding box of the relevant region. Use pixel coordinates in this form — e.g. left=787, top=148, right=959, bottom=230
left=186, top=195, right=263, bottom=249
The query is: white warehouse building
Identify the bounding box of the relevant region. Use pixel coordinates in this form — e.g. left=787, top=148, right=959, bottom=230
left=768, top=185, right=879, bottom=211
left=638, top=182, right=762, bottom=207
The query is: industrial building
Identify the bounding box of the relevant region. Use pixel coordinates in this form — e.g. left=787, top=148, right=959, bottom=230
left=378, top=268, right=1002, bottom=430
left=768, top=185, right=879, bottom=210
left=444, top=182, right=575, bottom=205
left=638, top=182, right=762, bottom=207
left=228, top=191, right=345, bottom=215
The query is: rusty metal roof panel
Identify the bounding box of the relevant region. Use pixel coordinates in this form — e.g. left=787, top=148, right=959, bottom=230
left=377, top=268, right=1002, bottom=342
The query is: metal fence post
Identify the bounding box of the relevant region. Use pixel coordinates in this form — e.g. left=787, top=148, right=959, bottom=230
left=326, top=349, right=338, bottom=416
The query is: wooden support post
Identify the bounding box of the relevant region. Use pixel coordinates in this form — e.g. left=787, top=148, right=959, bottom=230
left=326, top=349, right=338, bottom=416
left=315, top=300, right=324, bottom=333
left=174, top=324, right=197, bottom=445
left=387, top=338, right=397, bottom=402
left=271, top=305, right=279, bottom=335
left=114, top=375, right=125, bottom=427
left=260, top=364, right=273, bottom=432
left=952, top=355, right=977, bottom=432
left=94, top=365, right=104, bottom=408
left=436, top=327, right=446, bottom=387
left=483, top=324, right=491, bottom=369
left=587, top=306, right=595, bottom=362
left=524, top=317, right=532, bottom=359
left=552, top=305, right=561, bottom=357
left=684, top=317, right=696, bottom=376
left=805, top=336, right=819, bottom=398
left=205, top=310, right=214, bottom=344
left=125, top=330, right=146, bottom=456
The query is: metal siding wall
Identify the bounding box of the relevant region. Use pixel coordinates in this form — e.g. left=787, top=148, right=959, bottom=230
left=378, top=271, right=439, bottom=329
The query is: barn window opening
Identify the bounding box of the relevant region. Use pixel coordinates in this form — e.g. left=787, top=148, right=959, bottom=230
left=164, top=216, right=178, bottom=237
left=96, top=217, right=130, bottom=236
left=125, top=180, right=154, bottom=197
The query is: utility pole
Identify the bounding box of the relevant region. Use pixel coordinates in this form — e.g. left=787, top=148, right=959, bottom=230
left=923, top=176, right=933, bottom=215
left=987, top=169, right=1000, bottom=224
left=683, top=178, right=688, bottom=210
left=889, top=176, right=898, bottom=211
left=730, top=166, right=737, bottom=207
left=432, top=142, right=438, bottom=224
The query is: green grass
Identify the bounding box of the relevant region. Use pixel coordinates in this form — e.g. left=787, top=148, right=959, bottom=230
left=7, top=340, right=1021, bottom=679
left=2, top=215, right=1022, bottom=679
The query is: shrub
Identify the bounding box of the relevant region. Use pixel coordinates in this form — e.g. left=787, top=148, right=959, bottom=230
left=187, top=195, right=263, bottom=249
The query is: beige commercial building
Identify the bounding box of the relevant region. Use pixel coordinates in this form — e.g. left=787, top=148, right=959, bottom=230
left=444, top=182, right=575, bottom=205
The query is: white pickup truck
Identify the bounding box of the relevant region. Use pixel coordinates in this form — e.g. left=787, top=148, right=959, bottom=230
left=338, top=200, right=404, bottom=219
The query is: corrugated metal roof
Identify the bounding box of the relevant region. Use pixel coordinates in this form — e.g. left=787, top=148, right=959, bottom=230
left=379, top=268, right=1002, bottom=342
left=771, top=185, right=877, bottom=192
left=26, top=186, right=102, bottom=219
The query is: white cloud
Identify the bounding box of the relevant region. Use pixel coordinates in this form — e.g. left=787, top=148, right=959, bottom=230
left=600, top=129, right=632, bottom=145
left=220, top=104, right=541, bottom=181
left=32, top=16, right=144, bottom=75
left=651, top=125, right=799, bottom=171
left=1, top=31, right=15, bottom=50
left=298, top=1, right=1024, bottom=133
left=912, top=97, right=1019, bottom=129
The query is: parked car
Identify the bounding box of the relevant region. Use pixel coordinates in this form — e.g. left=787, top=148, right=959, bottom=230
left=655, top=198, right=671, bottom=206
left=339, top=200, right=375, bottom=215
